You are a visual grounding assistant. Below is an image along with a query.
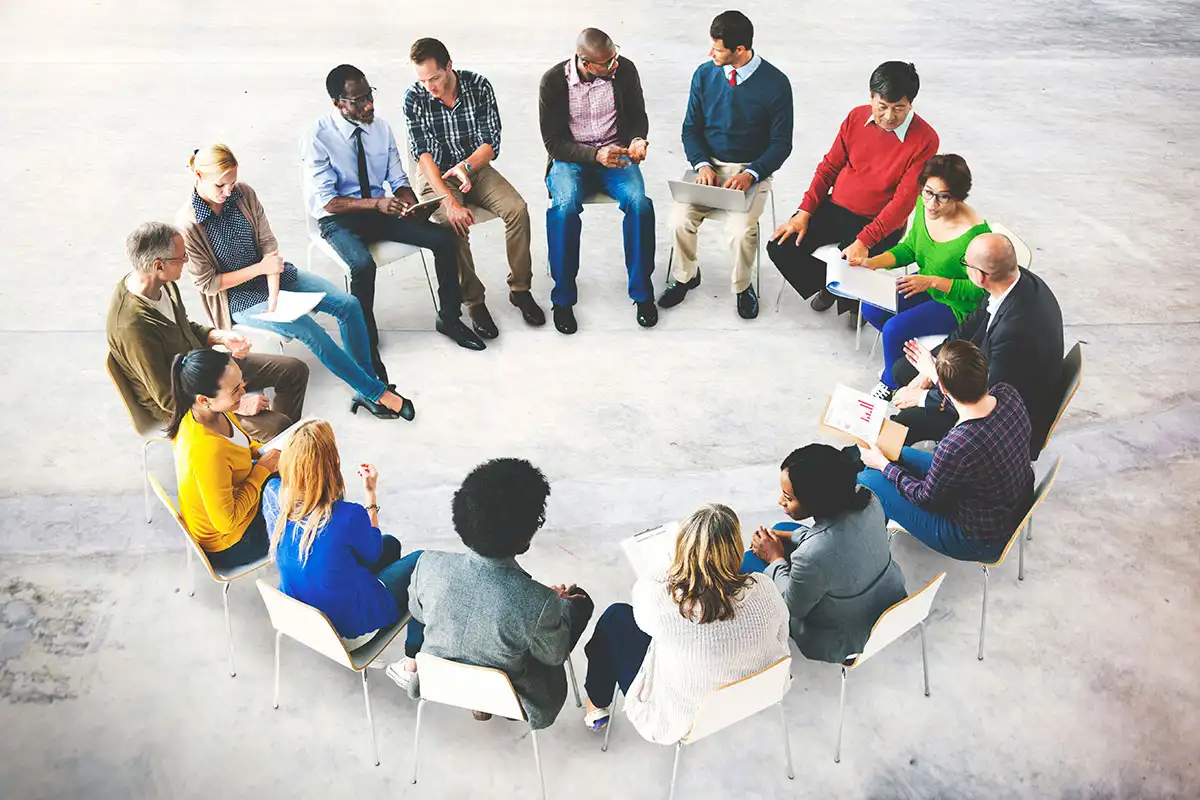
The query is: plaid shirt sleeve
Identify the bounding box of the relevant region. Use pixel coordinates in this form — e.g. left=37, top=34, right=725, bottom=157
left=884, top=439, right=967, bottom=509
left=474, top=75, right=502, bottom=157
left=403, top=85, right=433, bottom=162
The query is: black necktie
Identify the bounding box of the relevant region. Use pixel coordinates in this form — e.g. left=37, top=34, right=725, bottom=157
left=353, top=128, right=371, bottom=199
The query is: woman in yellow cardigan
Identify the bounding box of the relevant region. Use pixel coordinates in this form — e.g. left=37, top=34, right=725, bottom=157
left=168, top=348, right=280, bottom=570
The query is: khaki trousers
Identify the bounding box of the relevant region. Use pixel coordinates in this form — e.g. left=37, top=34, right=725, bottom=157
left=667, top=159, right=772, bottom=293
left=414, top=164, right=533, bottom=307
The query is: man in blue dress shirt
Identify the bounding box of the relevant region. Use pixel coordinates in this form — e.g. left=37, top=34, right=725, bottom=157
left=661, top=10, right=793, bottom=320
left=301, top=64, right=485, bottom=383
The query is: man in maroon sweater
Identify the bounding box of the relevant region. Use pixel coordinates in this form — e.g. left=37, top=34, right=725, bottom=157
left=768, top=62, right=939, bottom=316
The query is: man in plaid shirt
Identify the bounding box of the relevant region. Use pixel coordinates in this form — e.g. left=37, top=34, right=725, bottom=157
left=856, top=339, right=1035, bottom=562
left=404, top=37, right=544, bottom=341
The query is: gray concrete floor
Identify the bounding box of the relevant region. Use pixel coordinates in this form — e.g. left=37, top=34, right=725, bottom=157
left=2, top=1, right=1199, bottom=798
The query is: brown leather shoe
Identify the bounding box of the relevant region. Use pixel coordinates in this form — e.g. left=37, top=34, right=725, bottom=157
left=509, top=291, right=546, bottom=326
left=468, top=303, right=499, bottom=339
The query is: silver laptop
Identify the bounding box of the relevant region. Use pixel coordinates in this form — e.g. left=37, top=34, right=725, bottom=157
left=667, top=170, right=761, bottom=212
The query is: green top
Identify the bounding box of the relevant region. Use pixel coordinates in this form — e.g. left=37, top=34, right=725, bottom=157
left=886, top=209, right=989, bottom=322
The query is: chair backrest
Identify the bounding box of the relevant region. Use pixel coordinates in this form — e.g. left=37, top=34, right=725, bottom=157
left=147, top=473, right=223, bottom=582
left=851, top=572, right=947, bottom=669
left=986, top=456, right=1063, bottom=567
left=988, top=222, right=1033, bottom=269
left=256, top=579, right=355, bottom=669
left=1041, top=343, right=1084, bottom=450
left=681, top=656, right=792, bottom=745
left=106, top=353, right=165, bottom=439
left=414, top=652, right=526, bottom=721
left=299, top=164, right=321, bottom=239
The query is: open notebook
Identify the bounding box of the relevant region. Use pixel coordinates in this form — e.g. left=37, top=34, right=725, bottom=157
left=817, top=244, right=914, bottom=313
left=819, top=385, right=907, bottom=461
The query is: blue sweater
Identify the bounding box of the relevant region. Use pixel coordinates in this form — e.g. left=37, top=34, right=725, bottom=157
left=681, top=58, right=793, bottom=180
left=263, top=480, right=400, bottom=638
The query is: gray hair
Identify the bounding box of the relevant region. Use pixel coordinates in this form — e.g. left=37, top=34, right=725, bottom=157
left=126, top=222, right=180, bottom=273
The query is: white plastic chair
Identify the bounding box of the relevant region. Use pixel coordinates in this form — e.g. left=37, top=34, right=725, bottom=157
left=409, top=651, right=583, bottom=799
left=148, top=474, right=272, bottom=677
left=666, top=184, right=777, bottom=300
left=602, top=655, right=794, bottom=800
left=299, top=165, right=439, bottom=312
left=106, top=353, right=171, bottom=523
left=231, top=323, right=290, bottom=355
left=834, top=572, right=947, bottom=763
left=255, top=580, right=410, bottom=766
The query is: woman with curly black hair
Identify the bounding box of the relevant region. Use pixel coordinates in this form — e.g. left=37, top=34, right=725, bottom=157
left=396, top=458, right=594, bottom=727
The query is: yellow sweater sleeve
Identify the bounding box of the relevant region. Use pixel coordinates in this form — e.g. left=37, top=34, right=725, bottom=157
left=191, top=419, right=271, bottom=537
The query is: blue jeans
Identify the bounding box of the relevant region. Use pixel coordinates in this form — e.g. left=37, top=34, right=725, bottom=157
left=375, top=544, right=425, bottom=658
left=857, top=448, right=998, bottom=562
left=233, top=270, right=387, bottom=403
left=583, top=603, right=652, bottom=708
left=861, top=292, right=959, bottom=389
left=546, top=160, right=655, bottom=307
left=740, top=521, right=802, bottom=573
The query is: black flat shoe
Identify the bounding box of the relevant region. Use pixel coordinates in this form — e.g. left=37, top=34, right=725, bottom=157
left=810, top=289, right=836, bottom=312
left=510, top=291, right=546, bottom=326
left=736, top=285, right=759, bottom=319
left=552, top=305, right=577, bottom=335
left=636, top=300, right=658, bottom=328
left=658, top=269, right=701, bottom=309
left=436, top=314, right=487, bottom=351
left=468, top=303, right=499, bottom=339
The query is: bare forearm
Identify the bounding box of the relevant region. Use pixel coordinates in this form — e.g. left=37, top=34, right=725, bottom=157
left=418, top=154, right=455, bottom=197
left=868, top=252, right=898, bottom=270
left=218, top=265, right=263, bottom=290
left=461, top=143, right=496, bottom=172
left=324, top=196, right=381, bottom=215
left=365, top=491, right=379, bottom=528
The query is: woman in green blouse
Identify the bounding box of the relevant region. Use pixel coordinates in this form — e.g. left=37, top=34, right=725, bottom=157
left=849, top=154, right=988, bottom=400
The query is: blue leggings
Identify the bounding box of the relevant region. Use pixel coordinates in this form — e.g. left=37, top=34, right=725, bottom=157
left=861, top=293, right=958, bottom=389
left=583, top=603, right=651, bottom=708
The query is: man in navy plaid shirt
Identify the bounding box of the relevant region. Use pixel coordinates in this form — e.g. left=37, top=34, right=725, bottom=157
left=404, top=37, right=545, bottom=341
left=856, top=339, right=1035, bottom=563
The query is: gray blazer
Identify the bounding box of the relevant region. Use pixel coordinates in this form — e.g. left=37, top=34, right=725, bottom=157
left=408, top=550, right=591, bottom=730
left=764, top=493, right=906, bottom=664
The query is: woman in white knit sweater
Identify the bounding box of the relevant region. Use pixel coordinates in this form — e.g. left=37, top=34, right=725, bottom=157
left=581, top=504, right=792, bottom=743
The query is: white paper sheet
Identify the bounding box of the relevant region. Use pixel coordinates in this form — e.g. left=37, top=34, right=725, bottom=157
left=818, top=245, right=913, bottom=313
left=251, top=291, right=325, bottom=323
left=822, top=384, right=888, bottom=445
left=258, top=417, right=313, bottom=453
left=620, top=521, right=680, bottom=579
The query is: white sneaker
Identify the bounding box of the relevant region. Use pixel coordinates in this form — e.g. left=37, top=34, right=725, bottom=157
left=868, top=381, right=894, bottom=402
left=385, top=659, right=420, bottom=699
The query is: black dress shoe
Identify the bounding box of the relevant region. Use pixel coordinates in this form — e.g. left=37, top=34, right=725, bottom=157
left=658, top=269, right=701, bottom=309
left=468, top=303, right=499, bottom=339
left=737, top=285, right=759, bottom=319
left=810, top=288, right=836, bottom=312
left=636, top=300, right=658, bottom=328
left=436, top=314, right=487, bottom=351
left=552, top=305, right=577, bottom=335
left=510, top=291, right=546, bottom=326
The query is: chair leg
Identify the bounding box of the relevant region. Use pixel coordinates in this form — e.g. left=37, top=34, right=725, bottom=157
left=666, top=245, right=674, bottom=287
left=668, top=742, right=684, bottom=800
left=1026, top=515, right=1034, bottom=541
left=182, top=546, right=195, bottom=597
left=779, top=702, right=795, bottom=780
left=919, top=622, right=930, bottom=697
left=272, top=631, right=282, bottom=709
left=276, top=339, right=285, bottom=355
left=978, top=565, right=990, bottom=661
left=419, top=251, right=440, bottom=315
left=362, top=670, right=380, bottom=766
left=531, top=728, right=547, bottom=800
left=855, top=300, right=864, bottom=351
left=222, top=583, right=236, bottom=677
left=602, top=690, right=620, bottom=752
left=868, top=329, right=881, bottom=360
left=142, top=440, right=153, bottom=524
left=834, top=666, right=848, bottom=763
left=567, top=654, right=582, bottom=708
left=755, top=222, right=762, bottom=298
left=1018, top=526, right=1026, bottom=581
left=410, top=698, right=426, bottom=784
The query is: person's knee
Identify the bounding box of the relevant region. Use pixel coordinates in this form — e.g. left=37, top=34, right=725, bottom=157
left=597, top=602, right=633, bottom=628
left=502, top=196, right=529, bottom=226
left=622, top=193, right=653, bottom=218
left=667, top=204, right=696, bottom=232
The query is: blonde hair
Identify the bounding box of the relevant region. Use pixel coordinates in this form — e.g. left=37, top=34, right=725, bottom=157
left=271, top=420, right=345, bottom=565
left=189, top=143, right=238, bottom=176
left=667, top=504, right=753, bottom=624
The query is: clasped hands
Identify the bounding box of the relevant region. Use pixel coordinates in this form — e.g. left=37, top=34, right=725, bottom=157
left=596, top=139, right=648, bottom=169
left=749, top=526, right=791, bottom=563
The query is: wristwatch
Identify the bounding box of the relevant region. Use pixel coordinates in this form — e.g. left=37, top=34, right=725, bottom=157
left=461, top=161, right=473, bottom=175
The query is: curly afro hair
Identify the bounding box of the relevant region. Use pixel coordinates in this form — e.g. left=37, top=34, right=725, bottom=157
left=452, top=458, right=550, bottom=558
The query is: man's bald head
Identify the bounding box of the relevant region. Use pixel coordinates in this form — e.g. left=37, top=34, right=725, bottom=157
left=577, top=28, right=614, bottom=57
left=966, top=233, right=1019, bottom=282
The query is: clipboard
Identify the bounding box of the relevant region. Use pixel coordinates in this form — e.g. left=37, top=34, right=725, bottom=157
left=819, top=395, right=908, bottom=461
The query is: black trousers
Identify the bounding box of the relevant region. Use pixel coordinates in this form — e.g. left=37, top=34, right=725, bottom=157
left=890, top=357, right=960, bottom=445
left=766, top=201, right=904, bottom=314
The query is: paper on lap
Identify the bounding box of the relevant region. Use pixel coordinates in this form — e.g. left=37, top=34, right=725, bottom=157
left=818, top=244, right=913, bottom=313
left=621, top=521, right=680, bottom=579
left=819, top=384, right=908, bottom=461
left=251, top=291, right=325, bottom=323
left=259, top=417, right=314, bottom=453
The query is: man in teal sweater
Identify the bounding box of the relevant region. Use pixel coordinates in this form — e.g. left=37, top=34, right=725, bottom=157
left=661, top=10, right=793, bottom=319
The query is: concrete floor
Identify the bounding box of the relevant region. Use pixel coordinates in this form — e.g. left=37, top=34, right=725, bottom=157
left=2, top=1, right=1199, bottom=797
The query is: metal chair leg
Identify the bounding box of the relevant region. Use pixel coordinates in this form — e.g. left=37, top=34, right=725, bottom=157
left=1018, top=527, right=1026, bottom=581
left=419, top=251, right=440, bottom=314
left=362, top=670, right=380, bottom=766
left=410, top=698, right=426, bottom=784
left=668, top=742, right=683, bottom=800
left=855, top=300, right=864, bottom=350
left=142, top=440, right=153, bottom=523
left=868, top=329, right=881, bottom=360
left=272, top=631, right=282, bottom=709
left=602, top=690, right=620, bottom=752
left=779, top=702, right=795, bottom=779
left=567, top=654, right=582, bottom=708
left=834, top=666, right=847, bottom=763
left=1026, top=515, right=1034, bottom=541
left=978, top=565, right=990, bottom=661
left=919, top=622, right=930, bottom=697
left=222, top=583, right=236, bottom=677
left=182, top=546, right=195, bottom=597
left=531, top=728, right=547, bottom=800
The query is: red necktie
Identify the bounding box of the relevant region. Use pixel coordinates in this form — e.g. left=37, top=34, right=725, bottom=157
left=728, top=68, right=738, bottom=87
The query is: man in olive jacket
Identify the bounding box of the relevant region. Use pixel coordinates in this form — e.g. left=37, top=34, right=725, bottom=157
left=538, top=27, right=656, bottom=334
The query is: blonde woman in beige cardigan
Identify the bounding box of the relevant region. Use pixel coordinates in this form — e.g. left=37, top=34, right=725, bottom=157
left=177, top=145, right=414, bottom=421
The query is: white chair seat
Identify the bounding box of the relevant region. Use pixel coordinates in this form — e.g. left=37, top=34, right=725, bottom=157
left=309, top=232, right=423, bottom=269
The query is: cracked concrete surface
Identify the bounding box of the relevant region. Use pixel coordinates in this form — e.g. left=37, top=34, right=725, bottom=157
left=1, top=0, right=1199, bottom=798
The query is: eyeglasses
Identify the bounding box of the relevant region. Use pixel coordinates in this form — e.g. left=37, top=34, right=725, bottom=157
left=959, top=256, right=992, bottom=275
left=339, top=88, right=376, bottom=109
left=159, top=256, right=186, bottom=263
left=921, top=187, right=954, bottom=203
left=579, top=47, right=620, bottom=70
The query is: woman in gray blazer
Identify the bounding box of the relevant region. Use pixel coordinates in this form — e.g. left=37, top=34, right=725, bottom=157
left=742, top=444, right=906, bottom=663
